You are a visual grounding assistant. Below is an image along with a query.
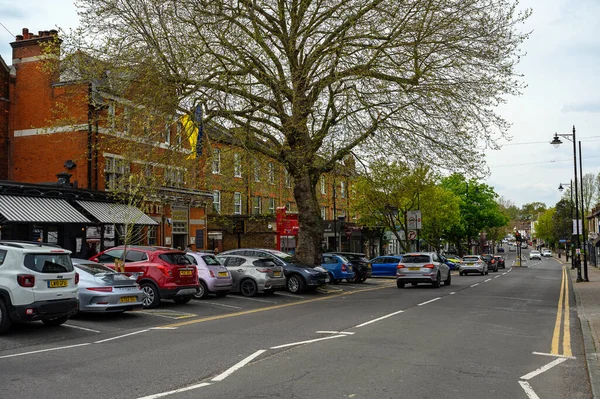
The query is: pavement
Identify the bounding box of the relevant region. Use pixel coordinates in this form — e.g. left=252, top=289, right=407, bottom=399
left=560, top=256, right=600, bottom=398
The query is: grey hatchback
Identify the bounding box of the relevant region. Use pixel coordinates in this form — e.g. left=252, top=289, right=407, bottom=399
left=217, top=255, right=287, bottom=297
left=396, top=252, right=451, bottom=288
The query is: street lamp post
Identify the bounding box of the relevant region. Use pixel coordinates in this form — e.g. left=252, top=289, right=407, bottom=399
left=551, top=126, right=583, bottom=282
left=559, top=181, right=575, bottom=270
left=578, top=141, right=589, bottom=281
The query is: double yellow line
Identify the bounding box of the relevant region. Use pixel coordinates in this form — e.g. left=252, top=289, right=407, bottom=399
left=551, top=266, right=572, bottom=356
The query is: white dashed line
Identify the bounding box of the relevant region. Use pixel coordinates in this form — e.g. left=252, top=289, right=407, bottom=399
left=449, top=292, right=456, bottom=295
left=270, top=335, right=345, bottom=349
left=212, top=350, right=266, bottom=381
left=485, top=278, right=492, bottom=282
left=494, top=276, right=500, bottom=278
left=418, top=297, right=441, bottom=306
left=502, top=273, right=507, bottom=275
left=471, top=283, right=479, bottom=287
left=353, top=310, right=404, bottom=328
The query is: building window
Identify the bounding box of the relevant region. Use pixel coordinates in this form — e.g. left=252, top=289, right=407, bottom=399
left=234, top=192, right=242, bottom=215
left=268, top=197, right=275, bottom=215
left=268, top=162, right=275, bottom=184
left=253, top=159, right=261, bottom=182
left=320, top=176, right=326, bottom=194
left=122, top=107, right=131, bottom=133
left=212, top=148, right=221, bottom=174
left=253, top=196, right=262, bottom=215
left=165, top=168, right=184, bottom=187
left=147, top=226, right=157, bottom=245
left=108, top=103, right=116, bottom=130
left=213, top=190, right=221, bottom=214
left=284, top=169, right=291, bottom=188
left=164, top=123, right=171, bottom=144
left=338, top=209, right=346, bottom=219
left=340, top=181, right=346, bottom=199
left=104, top=156, right=128, bottom=191
left=234, top=153, right=242, bottom=178
left=286, top=201, right=292, bottom=211
left=321, top=206, right=327, bottom=220
left=176, top=122, right=183, bottom=145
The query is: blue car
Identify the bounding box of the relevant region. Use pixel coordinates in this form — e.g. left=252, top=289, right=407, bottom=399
left=439, top=254, right=459, bottom=270
left=369, top=255, right=403, bottom=276
left=321, top=253, right=355, bottom=284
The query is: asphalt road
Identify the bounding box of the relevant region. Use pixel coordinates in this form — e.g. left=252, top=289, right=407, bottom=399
left=0, top=250, right=591, bottom=399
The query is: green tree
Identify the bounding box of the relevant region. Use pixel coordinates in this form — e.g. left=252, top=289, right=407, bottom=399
left=66, top=0, right=531, bottom=264
left=536, top=208, right=556, bottom=247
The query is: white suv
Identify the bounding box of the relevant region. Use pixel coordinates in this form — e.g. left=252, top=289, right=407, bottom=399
left=0, top=241, right=79, bottom=333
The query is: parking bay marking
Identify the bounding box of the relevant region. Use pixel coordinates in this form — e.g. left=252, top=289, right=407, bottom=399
left=94, top=329, right=150, bottom=344
left=231, top=296, right=277, bottom=304
left=205, top=302, right=243, bottom=309
left=0, top=343, right=91, bottom=360
left=270, top=335, right=346, bottom=349
left=273, top=291, right=305, bottom=299
left=136, top=309, right=198, bottom=319
left=63, top=324, right=101, bottom=333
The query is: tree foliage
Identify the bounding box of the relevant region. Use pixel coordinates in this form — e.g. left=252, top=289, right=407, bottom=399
left=535, top=208, right=555, bottom=247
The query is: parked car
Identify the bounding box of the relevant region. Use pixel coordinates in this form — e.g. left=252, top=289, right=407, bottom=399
left=509, top=245, right=516, bottom=252
left=90, top=246, right=199, bottom=309
left=321, top=253, right=355, bottom=283
left=185, top=252, right=233, bottom=299
left=497, top=247, right=505, bottom=253
left=446, top=255, right=462, bottom=264
left=529, top=250, right=542, bottom=260
left=439, top=254, right=459, bottom=270
left=0, top=241, right=79, bottom=333
left=542, top=249, right=552, bottom=257
left=72, top=258, right=144, bottom=313
left=329, top=252, right=372, bottom=283
left=217, top=255, right=286, bottom=296
left=493, top=255, right=506, bottom=269
left=459, top=255, right=488, bottom=276
left=219, top=248, right=329, bottom=294
left=481, top=254, right=498, bottom=273
left=369, top=255, right=404, bottom=276
left=396, top=252, right=450, bottom=288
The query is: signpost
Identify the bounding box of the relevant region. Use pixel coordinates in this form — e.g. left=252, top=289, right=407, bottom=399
left=407, top=210, right=422, bottom=250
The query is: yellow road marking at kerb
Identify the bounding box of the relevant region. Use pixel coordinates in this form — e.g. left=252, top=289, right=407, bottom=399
left=162, top=285, right=392, bottom=329
left=563, top=267, right=572, bottom=357
left=551, top=267, right=565, bottom=355
left=551, top=267, right=572, bottom=356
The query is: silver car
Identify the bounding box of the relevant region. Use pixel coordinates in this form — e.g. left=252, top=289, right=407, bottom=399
left=396, top=252, right=451, bottom=288
left=72, top=258, right=144, bottom=312
left=459, top=255, right=488, bottom=276
left=217, top=255, right=287, bottom=297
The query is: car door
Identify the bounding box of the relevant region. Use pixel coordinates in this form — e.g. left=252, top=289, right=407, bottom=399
left=321, top=255, right=337, bottom=278
left=221, top=256, right=245, bottom=290
left=370, top=257, right=384, bottom=276
left=433, top=253, right=449, bottom=279
left=122, top=249, right=148, bottom=278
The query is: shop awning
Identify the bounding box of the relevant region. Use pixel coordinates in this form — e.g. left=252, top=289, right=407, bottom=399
left=0, top=195, right=91, bottom=224
left=76, top=200, right=158, bottom=225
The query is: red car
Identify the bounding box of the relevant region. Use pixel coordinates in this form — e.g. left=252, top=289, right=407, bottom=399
left=91, top=246, right=199, bottom=308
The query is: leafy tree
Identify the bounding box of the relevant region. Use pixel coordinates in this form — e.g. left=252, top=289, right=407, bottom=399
left=520, top=202, right=547, bottom=220
left=65, top=0, right=531, bottom=264
left=536, top=208, right=556, bottom=247
left=552, top=198, right=574, bottom=248
left=581, top=172, right=597, bottom=215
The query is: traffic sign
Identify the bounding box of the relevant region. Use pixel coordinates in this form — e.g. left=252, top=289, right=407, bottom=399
left=408, top=230, right=417, bottom=240
left=407, top=211, right=422, bottom=230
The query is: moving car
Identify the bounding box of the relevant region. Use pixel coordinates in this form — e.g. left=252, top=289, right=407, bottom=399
left=459, top=255, right=488, bottom=276
left=329, top=252, right=372, bottom=283
left=0, top=241, right=79, bottom=333
left=91, top=246, right=199, bottom=309
left=481, top=254, right=498, bottom=273
left=217, top=255, right=286, bottom=296
left=321, top=253, right=355, bottom=283
left=529, top=250, right=542, bottom=260
left=369, top=255, right=403, bottom=276
left=542, top=249, right=552, bottom=257
left=493, top=255, right=506, bottom=269
left=72, top=258, right=143, bottom=312
left=185, top=252, right=233, bottom=299
left=396, top=252, right=450, bottom=288
left=219, top=248, right=329, bottom=294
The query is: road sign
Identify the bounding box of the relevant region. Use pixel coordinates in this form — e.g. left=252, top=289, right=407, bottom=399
left=407, top=211, right=422, bottom=230
left=232, top=220, right=245, bottom=234
left=408, top=230, right=417, bottom=240
left=576, top=248, right=581, bottom=255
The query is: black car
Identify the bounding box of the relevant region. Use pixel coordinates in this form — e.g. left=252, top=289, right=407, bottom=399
left=493, top=255, right=506, bottom=269
left=481, top=254, right=498, bottom=272
left=329, top=252, right=372, bottom=283
left=219, top=248, right=329, bottom=294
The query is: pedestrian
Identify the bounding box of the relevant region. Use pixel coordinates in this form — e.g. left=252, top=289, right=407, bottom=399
left=185, top=244, right=193, bottom=253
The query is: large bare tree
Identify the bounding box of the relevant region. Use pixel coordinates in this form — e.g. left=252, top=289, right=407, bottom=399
left=66, top=0, right=530, bottom=264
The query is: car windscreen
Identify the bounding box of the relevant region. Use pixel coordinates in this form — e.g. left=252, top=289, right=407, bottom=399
left=75, top=263, right=130, bottom=280
left=401, top=255, right=430, bottom=263
left=201, top=255, right=222, bottom=265
left=24, top=253, right=74, bottom=273
left=159, top=253, right=193, bottom=265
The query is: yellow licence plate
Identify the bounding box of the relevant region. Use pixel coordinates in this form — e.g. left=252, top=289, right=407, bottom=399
left=408, top=267, right=420, bottom=271
left=49, top=279, right=68, bottom=288
left=179, top=270, right=192, bottom=276
left=274, top=271, right=282, bottom=277
left=120, top=296, right=137, bottom=303
left=218, top=271, right=228, bottom=277
left=467, top=263, right=474, bottom=266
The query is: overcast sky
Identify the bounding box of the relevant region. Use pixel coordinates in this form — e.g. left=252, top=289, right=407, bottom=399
left=1, top=0, right=599, bottom=210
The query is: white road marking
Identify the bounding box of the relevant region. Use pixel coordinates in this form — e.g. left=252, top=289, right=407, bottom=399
left=518, top=381, right=541, bottom=399
left=63, top=324, right=100, bottom=333
left=449, top=292, right=456, bottom=295
left=494, top=276, right=500, bottom=278
left=231, top=296, right=276, bottom=304
left=94, top=329, right=150, bottom=344
left=316, top=330, right=339, bottom=334
left=150, top=327, right=178, bottom=330
left=273, top=291, right=305, bottom=299
left=520, top=357, right=567, bottom=380
left=485, top=278, right=492, bottom=282
left=212, top=350, right=266, bottom=381
left=354, top=310, right=404, bottom=328
left=532, top=351, right=576, bottom=359
left=470, top=283, right=479, bottom=287
left=270, top=335, right=345, bottom=349
left=205, top=302, right=243, bottom=309
left=339, top=331, right=355, bottom=335
left=0, top=343, right=91, bottom=359
left=418, top=297, right=441, bottom=306
left=502, top=273, right=507, bottom=275
left=137, top=383, right=212, bottom=399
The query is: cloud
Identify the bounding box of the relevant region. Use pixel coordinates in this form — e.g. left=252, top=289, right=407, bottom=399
left=0, top=4, right=26, bottom=19
left=561, top=101, right=600, bottom=113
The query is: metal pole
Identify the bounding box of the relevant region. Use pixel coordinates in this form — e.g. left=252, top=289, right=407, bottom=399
left=579, top=140, right=589, bottom=281
left=572, top=126, right=583, bottom=282
left=570, top=179, right=575, bottom=270
left=332, top=181, right=337, bottom=252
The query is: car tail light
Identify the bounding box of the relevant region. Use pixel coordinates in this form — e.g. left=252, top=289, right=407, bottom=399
left=86, top=287, right=113, bottom=292
left=75, top=272, right=80, bottom=285
left=157, top=265, right=173, bottom=277
left=424, top=264, right=435, bottom=268
left=341, top=264, right=347, bottom=272
left=209, top=270, right=215, bottom=278
left=397, top=263, right=405, bottom=269
left=17, top=274, right=35, bottom=287
left=491, top=260, right=495, bottom=264
left=255, top=268, right=271, bottom=273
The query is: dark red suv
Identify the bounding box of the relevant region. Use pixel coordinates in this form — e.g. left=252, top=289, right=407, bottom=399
left=90, top=246, right=199, bottom=308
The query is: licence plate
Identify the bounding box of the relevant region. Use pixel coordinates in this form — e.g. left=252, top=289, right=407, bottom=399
left=408, top=267, right=420, bottom=271
left=467, top=263, right=474, bottom=266
left=218, top=271, right=228, bottom=277
left=119, top=296, right=137, bottom=303
left=48, top=279, right=68, bottom=288
left=179, top=270, right=192, bottom=276
left=274, top=271, right=282, bottom=277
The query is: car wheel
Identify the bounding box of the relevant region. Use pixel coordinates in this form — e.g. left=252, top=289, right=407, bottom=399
left=141, top=282, right=161, bottom=309
left=459, top=272, right=464, bottom=276
left=495, top=266, right=498, bottom=272
left=0, top=299, right=12, bottom=334
left=193, top=281, right=209, bottom=300
left=396, top=281, right=405, bottom=289
left=287, top=275, right=306, bottom=294
left=359, top=277, right=368, bottom=283
left=42, top=315, right=69, bottom=327
left=215, top=290, right=229, bottom=298
left=432, top=273, right=441, bottom=288
left=485, top=270, right=489, bottom=275
left=480, top=270, right=485, bottom=276
left=240, top=279, right=258, bottom=297
left=445, top=271, right=451, bottom=286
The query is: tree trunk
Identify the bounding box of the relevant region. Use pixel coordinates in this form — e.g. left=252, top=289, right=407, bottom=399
left=292, top=172, right=322, bottom=266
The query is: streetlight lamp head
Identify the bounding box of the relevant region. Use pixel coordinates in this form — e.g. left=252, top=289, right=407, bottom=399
left=558, top=184, right=564, bottom=192
left=551, top=133, right=563, bottom=148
